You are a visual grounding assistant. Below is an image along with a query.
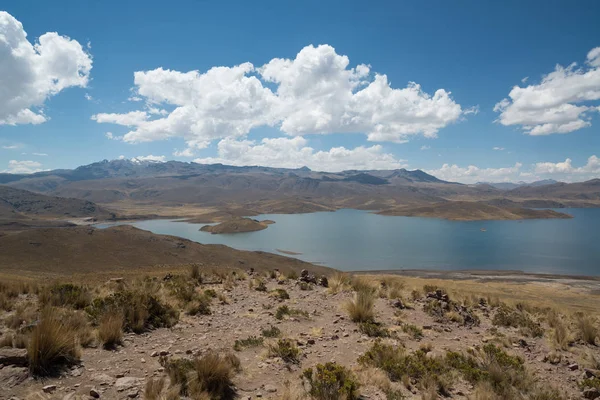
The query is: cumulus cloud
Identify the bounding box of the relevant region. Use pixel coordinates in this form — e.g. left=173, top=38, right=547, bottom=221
left=0, top=12, right=92, bottom=125
left=3, top=160, right=43, bottom=174
left=132, top=155, right=166, bottom=163
left=92, top=44, right=464, bottom=148
left=426, top=162, right=523, bottom=184
left=494, top=46, right=600, bottom=135
left=173, top=148, right=195, bottom=157
left=193, top=136, right=406, bottom=172
left=534, top=155, right=599, bottom=176
left=104, top=131, right=122, bottom=141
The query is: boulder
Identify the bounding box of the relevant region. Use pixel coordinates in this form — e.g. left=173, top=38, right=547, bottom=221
left=0, top=348, right=28, bottom=367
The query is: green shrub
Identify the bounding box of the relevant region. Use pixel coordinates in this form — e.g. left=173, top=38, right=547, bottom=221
left=271, top=288, right=290, bottom=300
left=359, top=321, right=390, bottom=338
left=86, top=290, right=178, bottom=333
left=402, top=324, right=423, bottom=340
left=187, top=293, right=212, bottom=316
left=268, top=339, right=300, bottom=363
left=262, top=325, right=282, bottom=338
left=40, top=283, right=91, bottom=309
left=233, top=336, right=264, bottom=351
left=492, top=305, right=543, bottom=337
left=204, top=289, right=218, bottom=298
left=275, top=305, right=309, bottom=320
left=302, top=362, right=360, bottom=400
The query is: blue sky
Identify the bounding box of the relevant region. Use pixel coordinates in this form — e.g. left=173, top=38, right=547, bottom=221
left=1, top=0, right=599, bottom=183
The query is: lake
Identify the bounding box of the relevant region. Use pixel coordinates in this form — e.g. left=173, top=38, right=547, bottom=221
left=95, top=208, right=600, bottom=276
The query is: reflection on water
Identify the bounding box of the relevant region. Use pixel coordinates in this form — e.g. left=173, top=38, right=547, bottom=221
left=95, top=208, right=600, bottom=275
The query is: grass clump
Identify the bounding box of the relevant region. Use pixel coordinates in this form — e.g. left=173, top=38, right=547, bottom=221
left=39, top=283, right=91, bottom=309
left=268, top=338, right=300, bottom=364
left=576, top=314, right=598, bottom=345
left=144, top=377, right=166, bottom=400
left=351, top=277, right=377, bottom=295
left=233, top=336, right=264, bottom=351
left=187, top=293, right=212, bottom=316
left=262, top=325, right=282, bottom=338
left=270, top=288, right=290, bottom=300
left=161, top=352, right=239, bottom=399
left=204, top=289, right=218, bottom=298
left=27, top=308, right=81, bottom=376
left=275, top=305, right=309, bottom=320
left=327, top=272, right=351, bottom=294
left=492, top=304, right=544, bottom=337
left=402, top=324, right=423, bottom=340
left=359, top=321, right=390, bottom=338
left=345, top=291, right=375, bottom=323
left=302, top=362, right=360, bottom=400
left=98, top=310, right=123, bottom=350
left=254, top=279, right=268, bottom=292
left=87, top=290, right=178, bottom=333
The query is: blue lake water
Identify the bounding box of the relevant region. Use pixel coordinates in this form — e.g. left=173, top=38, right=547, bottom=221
left=95, top=208, right=600, bottom=276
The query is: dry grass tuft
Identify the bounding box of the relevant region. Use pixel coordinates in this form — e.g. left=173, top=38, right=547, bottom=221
left=27, top=308, right=81, bottom=376
left=98, top=310, right=123, bottom=349
left=144, top=377, right=166, bottom=400
left=268, top=338, right=300, bottom=364
left=345, top=291, right=375, bottom=323
left=576, top=314, right=598, bottom=345
left=327, top=272, right=351, bottom=294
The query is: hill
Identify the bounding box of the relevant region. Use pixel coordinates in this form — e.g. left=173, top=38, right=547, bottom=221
left=0, top=225, right=327, bottom=278
left=200, top=217, right=274, bottom=234
left=377, top=201, right=573, bottom=221
left=477, top=179, right=559, bottom=190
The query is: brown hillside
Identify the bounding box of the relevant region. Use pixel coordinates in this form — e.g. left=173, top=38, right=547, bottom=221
left=200, top=217, right=273, bottom=234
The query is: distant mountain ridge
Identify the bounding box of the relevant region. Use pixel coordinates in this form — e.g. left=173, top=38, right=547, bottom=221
left=477, top=179, right=559, bottom=190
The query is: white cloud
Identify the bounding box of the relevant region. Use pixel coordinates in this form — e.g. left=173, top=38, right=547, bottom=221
left=32, top=152, right=48, bottom=156
left=534, top=155, right=600, bottom=176
left=493, top=147, right=505, bottom=151
left=92, top=44, right=464, bottom=148
left=463, top=105, right=479, bottom=115
left=426, top=162, right=523, bottom=184
left=2, top=145, right=19, bottom=149
left=494, top=46, right=600, bottom=135
left=85, top=93, right=93, bottom=101
left=193, top=136, right=406, bottom=172
left=173, top=148, right=195, bottom=157
left=0, top=12, right=92, bottom=126
left=420, top=145, right=431, bottom=150
left=132, top=155, right=166, bottom=163
left=3, top=160, right=43, bottom=174
left=128, top=96, right=142, bottom=102
left=104, top=131, right=122, bottom=141
left=92, top=111, right=148, bottom=126
left=118, top=155, right=126, bottom=160
left=521, top=77, right=528, bottom=83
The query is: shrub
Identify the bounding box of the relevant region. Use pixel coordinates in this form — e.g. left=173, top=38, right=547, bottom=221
left=271, top=288, right=290, bottom=300
left=86, top=290, right=178, bottom=333
left=351, top=278, right=376, bottom=295
left=302, top=362, right=360, bottom=400
left=402, top=324, right=423, bottom=340
left=187, top=294, right=212, bottom=316
left=275, top=305, right=309, bottom=320
left=576, top=314, right=598, bottom=345
left=40, top=283, right=91, bottom=309
left=204, top=289, right=218, bottom=298
left=299, top=282, right=313, bottom=291
left=345, top=291, right=375, bottom=323
left=268, top=339, right=300, bottom=363
left=262, top=325, right=281, bottom=338
left=144, top=377, right=166, bottom=400
left=492, top=305, right=543, bottom=337
left=327, top=272, right=351, bottom=294
left=286, top=270, right=299, bottom=280
left=28, top=308, right=81, bottom=376
left=189, top=264, right=201, bottom=282
left=233, top=336, right=264, bottom=351
left=255, top=279, right=268, bottom=292
left=359, top=321, right=390, bottom=338
left=189, top=352, right=239, bottom=399
left=98, top=310, right=123, bottom=349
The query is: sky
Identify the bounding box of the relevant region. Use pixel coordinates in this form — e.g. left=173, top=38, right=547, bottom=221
left=1, top=0, right=599, bottom=183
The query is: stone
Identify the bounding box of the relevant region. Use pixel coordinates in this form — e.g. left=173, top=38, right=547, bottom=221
left=264, top=384, right=277, bottom=393
left=42, top=385, right=57, bottom=393
left=127, top=390, right=139, bottom=398
left=90, top=388, right=101, bottom=398
left=0, top=348, right=28, bottom=367
left=583, top=388, right=600, bottom=400
left=91, top=373, right=114, bottom=385
left=150, top=351, right=159, bottom=357
left=307, top=339, right=315, bottom=345
left=115, top=377, right=143, bottom=392
left=568, top=363, right=579, bottom=371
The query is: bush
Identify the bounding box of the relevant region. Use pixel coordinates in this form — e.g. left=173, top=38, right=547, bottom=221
left=275, top=305, right=309, bottom=320
left=40, top=283, right=91, bottom=309
left=402, top=324, right=423, bottom=340
left=576, top=314, right=598, bottom=345
left=144, top=377, right=166, bottom=400
left=187, top=294, right=212, bottom=316
left=351, top=278, right=376, bottom=295
left=189, top=264, right=201, bottom=282
left=302, top=362, right=360, bottom=400
left=345, top=291, right=375, bottom=323
left=299, top=282, right=313, bottom=291
left=204, top=289, right=218, bottom=298
left=86, top=290, right=178, bottom=333
left=98, top=310, right=123, bottom=349
left=268, top=339, right=300, bottom=364
left=255, top=279, right=268, bottom=292
left=327, top=272, right=351, bottom=294
left=271, top=288, right=290, bottom=300
left=359, top=321, right=390, bottom=338
left=492, top=305, right=543, bottom=337
left=262, top=325, right=281, bottom=338
left=162, top=353, right=239, bottom=399
left=28, top=308, right=81, bottom=376
left=233, top=336, right=263, bottom=351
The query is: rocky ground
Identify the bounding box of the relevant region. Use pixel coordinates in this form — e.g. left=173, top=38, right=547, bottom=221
left=1, top=269, right=599, bottom=400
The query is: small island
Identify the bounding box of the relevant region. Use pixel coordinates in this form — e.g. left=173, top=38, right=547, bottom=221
left=200, top=217, right=275, bottom=234
left=377, top=201, right=573, bottom=221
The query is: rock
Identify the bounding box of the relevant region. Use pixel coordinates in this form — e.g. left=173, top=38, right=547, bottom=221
left=0, top=348, right=28, bottom=367
left=115, top=377, right=143, bottom=392
left=392, top=299, right=405, bottom=309
left=568, top=363, right=579, bottom=371
left=150, top=351, right=159, bottom=357
left=127, top=390, right=139, bottom=398
left=307, top=339, right=315, bottom=345
left=264, top=384, right=277, bottom=393
left=0, top=366, right=29, bottom=387
left=90, top=388, right=101, bottom=398
left=583, top=388, right=600, bottom=400
left=42, top=385, right=57, bottom=393
left=583, top=369, right=598, bottom=379
left=91, top=373, right=114, bottom=385
left=159, top=350, right=170, bottom=356
left=318, top=276, right=328, bottom=287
